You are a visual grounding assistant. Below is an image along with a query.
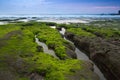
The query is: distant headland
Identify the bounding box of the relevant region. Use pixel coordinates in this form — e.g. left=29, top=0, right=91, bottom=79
left=109, top=10, right=120, bottom=15
left=100, top=10, right=120, bottom=15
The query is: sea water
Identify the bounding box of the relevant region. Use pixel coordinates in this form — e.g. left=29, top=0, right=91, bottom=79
left=0, top=14, right=120, bottom=18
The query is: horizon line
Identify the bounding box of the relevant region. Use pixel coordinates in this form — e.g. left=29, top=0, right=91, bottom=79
left=0, top=13, right=119, bottom=15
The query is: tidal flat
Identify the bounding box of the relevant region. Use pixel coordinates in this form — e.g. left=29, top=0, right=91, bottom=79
left=0, top=17, right=120, bottom=80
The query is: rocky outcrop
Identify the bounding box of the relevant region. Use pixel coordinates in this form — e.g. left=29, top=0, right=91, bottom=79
left=64, top=41, right=77, bottom=59
left=29, top=61, right=99, bottom=80
left=107, top=38, right=120, bottom=46
left=65, top=31, right=120, bottom=80
left=67, top=61, right=99, bottom=80
left=29, top=72, right=44, bottom=80
left=66, top=48, right=77, bottom=59
left=0, top=70, right=17, bottom=80
left=90, top=40, right=120, bottom=80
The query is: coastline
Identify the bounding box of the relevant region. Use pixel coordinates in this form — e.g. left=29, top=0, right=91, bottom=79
left=37, top=19, right=89, bottom=24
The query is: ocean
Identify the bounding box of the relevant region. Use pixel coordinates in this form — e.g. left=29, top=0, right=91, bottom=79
left=0, top=14, right=120, bottom=18
left=0, top=14, right=120, bottom=24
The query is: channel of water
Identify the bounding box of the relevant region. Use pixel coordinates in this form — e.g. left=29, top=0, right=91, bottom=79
left=59, top=27, right=106, bottom=80
left=35, top=35, right=59, bottom=59
left=35, top=26, right=106, bottom=80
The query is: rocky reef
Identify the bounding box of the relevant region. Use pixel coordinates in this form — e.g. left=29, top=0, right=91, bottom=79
left=65, top=31, right=120, bottom=80
left=0, top=22, right=100, bottom=80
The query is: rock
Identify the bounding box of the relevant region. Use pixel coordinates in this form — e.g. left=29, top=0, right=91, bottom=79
left=65, top=31, right=120, bottom=80
left=65, top=32, right=75, bottom=42
left=64, top=40, right=77, bottom=59
left=0, top=70, right=17, bottom=80
left=90, top=40, right=120, bottom=80
left=65, top=32, right=90, bottom=56
left=66, top=48, right=77, bottom=59
left=29, top=72, right=44, bottom=80
left=74, top=36, right=90, bottom=56
left=67, top=61, right=99, bottom=80
left=56, top=27, right=62, bottom=31
left=64, top=41, right=75, bottom=51
left=107, top=38, right=120, bottom=46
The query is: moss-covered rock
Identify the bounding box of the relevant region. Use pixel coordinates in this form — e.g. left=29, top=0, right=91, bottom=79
left=0, top=22, right=100, bottom=80
left=65, top=28, right=120, bottom=80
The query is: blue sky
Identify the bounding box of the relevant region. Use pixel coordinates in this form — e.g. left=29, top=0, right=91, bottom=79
left=0, top=0, right=120, bottom=14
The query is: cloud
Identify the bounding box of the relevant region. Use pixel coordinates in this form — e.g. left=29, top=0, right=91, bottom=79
left=10, top=0, right=51, bottom=6
left=94, top=6, right=120, bottom=9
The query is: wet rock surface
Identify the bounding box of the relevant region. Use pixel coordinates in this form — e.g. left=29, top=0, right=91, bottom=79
left=65, top=31, right=120, bottom=80
left=91, top=40, right=120, bottom=80
left=107, top=38, right=120, bottom=46
left=29, top=73, right=44, bottom=80
left=66, top=48, right=77, bottom=59
left=67, top=61, right=99, bottom=80
left=64, top=42, right=77, bottom=59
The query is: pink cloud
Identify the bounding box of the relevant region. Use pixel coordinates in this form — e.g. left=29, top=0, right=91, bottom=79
left=94, top=6, right=120, bottom=9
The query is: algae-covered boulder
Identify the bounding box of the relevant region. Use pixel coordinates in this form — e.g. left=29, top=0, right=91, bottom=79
left=32, top=53, right=99, bottom=80
left=67, top=61, right=99, bottom=80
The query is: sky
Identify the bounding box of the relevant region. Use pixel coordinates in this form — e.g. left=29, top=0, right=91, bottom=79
left=0, top=0, right=120, bottom=14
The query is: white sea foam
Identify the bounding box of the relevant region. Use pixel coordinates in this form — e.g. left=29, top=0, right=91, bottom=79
left=37, top=19, right=88, bottom=24
left=0, top=14, right=120, bottom=24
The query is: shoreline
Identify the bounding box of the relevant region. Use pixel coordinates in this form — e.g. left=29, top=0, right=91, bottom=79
left=37, top=19, right=89, bottom=24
